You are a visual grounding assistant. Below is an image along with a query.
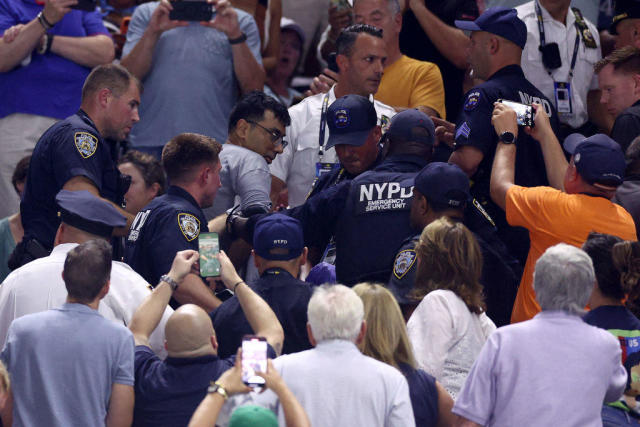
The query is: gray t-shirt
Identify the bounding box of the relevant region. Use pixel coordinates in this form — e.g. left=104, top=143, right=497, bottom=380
left=123, top=3, right=262, bottom=148
left=1, top=303, right=134, bottom=427
left=205, top=143, right=272, bottom=218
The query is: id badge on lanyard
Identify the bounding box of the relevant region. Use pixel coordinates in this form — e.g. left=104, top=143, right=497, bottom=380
left=317, top=93, right=339, bottom=178
left=315, top=162, right=341, bottom=178
left=554, top=82, right=572, bottom=114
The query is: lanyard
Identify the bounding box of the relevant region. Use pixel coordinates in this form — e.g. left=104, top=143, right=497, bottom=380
left=318, top=93, right=331, bottom=159
left=535, top=0, right=581, bottom=81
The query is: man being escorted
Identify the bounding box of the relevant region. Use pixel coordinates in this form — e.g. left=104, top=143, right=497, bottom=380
left=1, top=240, right=135, bottom=427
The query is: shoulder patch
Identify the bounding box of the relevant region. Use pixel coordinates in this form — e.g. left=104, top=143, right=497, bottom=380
left=393, top=249, right=417, bottom=279
left=74, top=132, right=98, bottom=159
left=456, top=122, right=471, bottom=140
left=177, top=213, right=201, bottom=241
left=464, top=91, right=481, bottom=111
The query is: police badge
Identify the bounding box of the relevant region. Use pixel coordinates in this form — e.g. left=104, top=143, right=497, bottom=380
left=178, top=213, right=201, bottom=241
left=74, top=132, right=98, bottom=159
left=393, top=249, right=417, bottom=279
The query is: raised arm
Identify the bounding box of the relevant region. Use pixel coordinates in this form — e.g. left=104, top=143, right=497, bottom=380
left=128, top=250, right=199, bottom=346
left=216, top=250, right=284, bottom=355
left=489, top=102, right=518, bottom=211
left=257, top=359, right=311, bottom=427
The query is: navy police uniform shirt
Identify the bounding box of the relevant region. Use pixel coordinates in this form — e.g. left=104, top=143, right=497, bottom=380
left=21, top=110, right=123, bottom=250
left=125, top=185, right=208, bottom=287
left=210, top=267, right=313, bottom=359
left=400, top=363, right=439, bottom=427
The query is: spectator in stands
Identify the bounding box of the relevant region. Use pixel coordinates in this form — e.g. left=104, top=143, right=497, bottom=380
left=269, top=24, right=395, bottom=208
left=407, top=218, right=496, bottom=398
left=128, top=249, right=283, bottom=427
left=491, top=101, right=637, bottom=323
left=454, top=244, right=627, bottom=426
left=582, top=233, right=640, bottom=424
left=1, top=239, right=135, bottom=427
left=354, top=282, right=455, bottom=427
left=596, top=46, right=640, bottom=152
left=118, top=150, right=166, bottom=216
left=249, top=284, right=415, bottom=426
left=0, top=190, right=172, bottom=357
left=264, top=18, right=305, bottom=107
left=0, top=155, right=29, bottom=282
left=0, top=0, right=115, bottom=219
left=281, top=0, right=328, bottom=76
left=614, top=136, right=640, bottom=239
left=121, top=0, right=264, bottom=158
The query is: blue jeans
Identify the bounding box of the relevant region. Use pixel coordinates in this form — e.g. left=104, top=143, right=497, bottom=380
left=602, top=405, right=640, bottom=426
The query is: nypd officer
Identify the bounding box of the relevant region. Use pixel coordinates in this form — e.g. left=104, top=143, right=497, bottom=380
left=449, top=7, right=559, bottom=265
left=125, top=132, right=224, bottom=312
left=388, top=162, right=520, bottom=326
left=11, top=64, right=140, bottom=269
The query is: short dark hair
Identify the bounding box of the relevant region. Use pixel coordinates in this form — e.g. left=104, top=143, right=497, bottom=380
left=595, top=46, right=640, bottom=75
left=228, top=91, right=291, bottom=133
left=81, top=64, right=141, bottom=102
left=582, top=232, right=624, bottom=299
left=118, top=150, right=167, bottom=195
left=63, top=240, right=112, bottom=303
left=336, top=24, right=383, bottom=58
left=162, top=133, right=222, bottom=183
left=11, top=155, right=30, bottom=194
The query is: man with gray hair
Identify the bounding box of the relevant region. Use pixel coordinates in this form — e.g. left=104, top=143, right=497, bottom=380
left=246, top=284, right=415, bottom=426
left=453, top=243, right=627, bottom=427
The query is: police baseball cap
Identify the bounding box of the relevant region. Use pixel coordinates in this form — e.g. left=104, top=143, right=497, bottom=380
left=326, top=94, right=377, bottom=150
left=611, top=0, right=640, bottom=35
left=229, top=405, right=278, bottom=427
left=55, top=190, right=127, bottom=238
left=253, top=213, right=304, bottom=261
left=385, top=109, right=435, bottom=146
left=563, top=133, right=626, bottom=188
left=455, top=7, right=527, bottom=49
left=407, top=162, right=471, bottom=210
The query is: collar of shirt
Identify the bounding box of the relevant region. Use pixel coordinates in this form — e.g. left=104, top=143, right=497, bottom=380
left=260, top=267, right=294, bottom=279
left=488, top=64, right=526, bottom=81
left=165, top=353, right=220, bottom=366
left=50, top=243, right=79, bottom=260
left=533, top=310, right=582, bottom=322
left=375, top=154, right=428, bottom=172
left=536, top=1, right=576, bottom=29
left=77, top=109, right=100, bottom=133
left=631, top=99, right=640, bottom=109
left=328, top=85, right=376, bottom=104
left=315, top=339, right=360, bottom=354
left=58, top=302, right=101, bottom=316
left=167, top=185, right=201, bottom=209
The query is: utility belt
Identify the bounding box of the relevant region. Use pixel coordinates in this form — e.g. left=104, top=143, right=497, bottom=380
left=7, top=238, right=50, bottom=271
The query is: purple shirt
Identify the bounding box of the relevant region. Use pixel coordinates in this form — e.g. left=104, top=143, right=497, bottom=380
left=0, top=0, right=109, bottom=119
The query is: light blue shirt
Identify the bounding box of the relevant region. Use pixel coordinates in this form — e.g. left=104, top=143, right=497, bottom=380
left=1, top=303, right=134, bottom=427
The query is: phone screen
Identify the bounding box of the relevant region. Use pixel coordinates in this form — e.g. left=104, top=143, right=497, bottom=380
left=242, top=336, right=267, bottom=387
left=499, top=99, right=534, bottom=127
left=198, top=232, right=220, bottom=277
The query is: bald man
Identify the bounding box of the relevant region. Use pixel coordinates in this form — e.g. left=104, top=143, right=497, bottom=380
left=128, top=249, right=284, bottom=427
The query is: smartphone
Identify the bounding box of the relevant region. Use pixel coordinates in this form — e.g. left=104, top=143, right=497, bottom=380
left=498, top=99, right=535, bottom=127
left=169, top=1, right=216, bottom=21
left=327, top=52, right=339, bottom=73
left=198, top=232, right=220, bottom=277
left=330, top=0, right=351, bottom=11
left=242, top=335, right=268, bottom=387
left=72, top=0, right=97, bottom=11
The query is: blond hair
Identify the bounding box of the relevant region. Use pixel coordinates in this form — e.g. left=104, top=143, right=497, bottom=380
left=0, top=360, right=9, bottom=394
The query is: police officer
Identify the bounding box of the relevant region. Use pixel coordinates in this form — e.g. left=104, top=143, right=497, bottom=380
left=388, top=162, right=520, bottom=326
left=450, top=8, right=559, bottom=265
left=11, top=64, right=140, bottom=269
left=124, top=132, right=224, bottom=311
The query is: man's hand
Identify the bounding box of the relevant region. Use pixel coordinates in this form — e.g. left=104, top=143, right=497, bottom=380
left=203, top=0, right=241, bottom=39
left=43, top=0, right=78, bottom=26
left=432, top=117, right=456, bottom=149
left=216, top=348, right=252, bottom=396
left=215, top=250, right=243, bottom=288
left=328, top=5, right=352, bottom=40
left=167, top=249, right=200, bottom=284
left=491, top=102, right=518, bottom=139
left=2, top=24, right=24, bottom=43
left=523, top=103, right=552, bottom=141
left=148, top=0, right=188, bottom=36
left=256, top=359, right=286, bottom=394
left=305, top=69, right=339, bottom=96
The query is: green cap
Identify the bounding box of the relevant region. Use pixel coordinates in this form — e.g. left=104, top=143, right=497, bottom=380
left=229, top=405, right=278, bottom=427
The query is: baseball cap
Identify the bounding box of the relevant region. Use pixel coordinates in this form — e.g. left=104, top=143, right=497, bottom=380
left=563, top=133, right=626, bottom=187
left=386, top=109, right=435, bottom=146
left=229, top=405, right=278, bottom=427
left=611, top=0, right=640, bottom=35
left=253, top=213, right=304, bottom=261
left=56, top=190, right=127, bottom=238
left=455, top=7, right=527, bottom=49
left=281, top=17, right=306, bottom=46
left=326, top=95, right=377, bottom=150
left=404, top=162, right=471, bottom=210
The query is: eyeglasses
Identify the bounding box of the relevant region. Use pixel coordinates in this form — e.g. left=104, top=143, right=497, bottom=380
left=246, top=120, right=288, bottom=148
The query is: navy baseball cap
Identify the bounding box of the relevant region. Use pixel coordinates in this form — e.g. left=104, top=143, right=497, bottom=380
left=253, top=213, right=304, bottom=261
left=455, top=7, right=527, bottom=49
left=404, top=162, right=470, bottom=210
left=326, top=94, right=377, bottom=150
left=386, top=109, right=435, bottom=146
left=611, top=0, right=640, bottom=34
left=56, top=190, right=127, bottom=238
left=563, top=133, right=626, bottom=187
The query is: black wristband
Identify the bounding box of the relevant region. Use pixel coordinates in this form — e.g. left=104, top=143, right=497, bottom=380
left=37, top=11, right=53, bottom=31
left=233, top=280, right=245, bottom=292
left=45, top=34, right=54, bottom=54
left=228, top=32, right=247, bottom=45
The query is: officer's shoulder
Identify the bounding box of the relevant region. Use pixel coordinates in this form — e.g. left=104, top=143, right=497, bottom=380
left=290, top=92, right=323, bottom=116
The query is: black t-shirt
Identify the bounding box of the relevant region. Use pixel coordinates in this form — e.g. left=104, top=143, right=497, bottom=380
left=611, top=100, right=640, bottom=153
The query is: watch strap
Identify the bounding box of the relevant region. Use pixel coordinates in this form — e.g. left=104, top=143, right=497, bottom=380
left=228, top=32, right=247, bottom=45
left=37, top=11, right=53, bottom=31
left=159, top=274, right=179, bottom=291
left=499, top=131, right=516, bottom=144
left=207, top=381, right=228, bottom=400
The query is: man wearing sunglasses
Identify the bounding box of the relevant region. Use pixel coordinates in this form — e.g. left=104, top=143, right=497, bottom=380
left=205, top=91, right=291, bottom=219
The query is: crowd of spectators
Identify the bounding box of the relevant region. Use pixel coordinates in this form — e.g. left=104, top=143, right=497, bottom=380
left=4, top=0, right=640, bottom=425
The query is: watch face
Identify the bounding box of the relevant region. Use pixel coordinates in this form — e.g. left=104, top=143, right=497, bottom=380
left=500, top=132, right=515, bottom=144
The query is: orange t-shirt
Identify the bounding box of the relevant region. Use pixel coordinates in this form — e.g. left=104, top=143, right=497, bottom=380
left=506, top=186, right=637, bottom=323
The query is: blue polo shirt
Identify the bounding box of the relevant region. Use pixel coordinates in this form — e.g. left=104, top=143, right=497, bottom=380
left=400, top=364, right=439, bottom=427
left=0, top=0, right=109, bottom=119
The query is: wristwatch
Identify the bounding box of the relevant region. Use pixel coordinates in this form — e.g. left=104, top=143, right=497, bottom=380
left=159, top=274, right=179, bottom=291
left=228, top=32, right=247, bottom=45
left=208, top=381, right=228, bottom=400
left=499, top=131, right=516, bottom=144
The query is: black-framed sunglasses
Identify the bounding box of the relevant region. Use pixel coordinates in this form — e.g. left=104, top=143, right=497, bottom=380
left=246, top=120, right=288, bottom=148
